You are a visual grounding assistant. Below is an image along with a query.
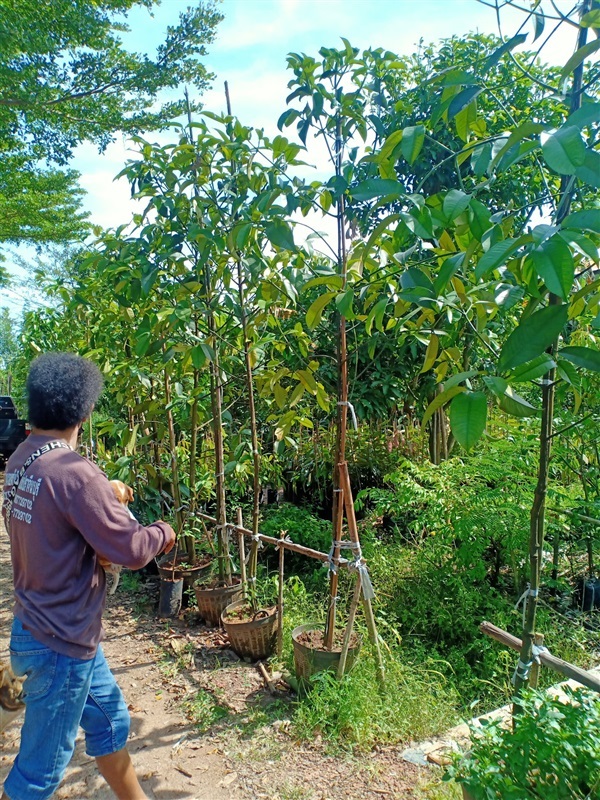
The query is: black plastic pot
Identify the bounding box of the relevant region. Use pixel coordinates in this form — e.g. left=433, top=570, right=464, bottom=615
left=581, top=578, right=600, bottom=611
left=158, top=576, right=183, bottom=617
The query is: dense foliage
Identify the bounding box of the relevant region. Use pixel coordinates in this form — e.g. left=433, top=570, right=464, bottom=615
left=0, top=0, right=222, bottom=245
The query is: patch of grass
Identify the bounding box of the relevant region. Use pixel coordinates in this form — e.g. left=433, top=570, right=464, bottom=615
left=277, top=783, right=316, bottom=800
left=118, top=570, right=143, bottom=592
left=291, top=645, right=458, bottom=751
left=183, top=688, right=229, bottom=732
left=415, top=776, right=462, bottom=800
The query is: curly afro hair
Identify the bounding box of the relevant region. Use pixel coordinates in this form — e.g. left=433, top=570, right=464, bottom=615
left=27, top=353, right=104, bottom=430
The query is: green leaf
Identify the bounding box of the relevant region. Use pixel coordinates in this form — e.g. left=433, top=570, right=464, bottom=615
left=335, top=289, right=354, bottom=318
left=510, top=354, right=556, bottom=382
left=421, top=385, right=466, bottom=429
left=567, top=102, right=600, bottom=130
left=560, top=38, right=600, bottom=80
left=190, top=344, right=207, bottom=369
left=448, top=391, right=487, bottom=451
left=490, top=121, right=546, bottom=167
left=365, top=297, right=388, bottom=335
left=400, top=125, right=425, bottom=165
left=475, top=238, right=520, bottom=279
left=556, top=358, right=579, bottom=387
left=469, top=198, right=492, bottom=241
left=541, top=127, right=586, bottom=175
left=443, top=189, right=472, bottom=221
left=305, top=291, right=336, bottom=330
left=498, top=304, right=568, bottom=372
left=580, top=8, right=600, bottom=27
left=289, top=382, right=305, bottom=407
left=420, top=334, right=439, bottom=374
left=495, top=283, right=524, bottom=309
left=448, top=86, right=483, bottom=119
left=352, top=178, right=404, bottom=202
left=141, top=267, right=158, bottom=297
left=575, top=149, right=600, bottom=189
left=499, top=386, right=539, bottom=418
left=558, top=346, right=600, bottom=373
left=444, top=370, right=479, bottom=390
left=483, top=375, right=508, bottom=398
left=134, top=332, right=151, bottom=357
left=530, top=236, right=574, bottom=300
left=303, top=274, right=344, bottom=291
left=273, top=382, right=288, bottom=409
left=484, top=33, right=528, bottom=70
left=557, top=230, right=599, bottom=261
left=562, top=209, right=600, bottom=233
left=472, top=142, right=492, bottom=177
left=265, top=219, right=296, bottom=251
left=533, top=12, right=545, bottom=41
left=434, top=253, right=463, bottom=294
left=454, top=97, right=477, bottom=142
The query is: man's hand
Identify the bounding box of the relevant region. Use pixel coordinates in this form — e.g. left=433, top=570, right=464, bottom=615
left=162, top=525, right=176, bottom=555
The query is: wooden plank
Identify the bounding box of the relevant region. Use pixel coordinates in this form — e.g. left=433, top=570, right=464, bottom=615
left=480, top=621, right=600, bottom=693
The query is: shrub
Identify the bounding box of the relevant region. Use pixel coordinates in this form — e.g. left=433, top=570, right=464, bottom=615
left=445, top=687, right=600, bottom=799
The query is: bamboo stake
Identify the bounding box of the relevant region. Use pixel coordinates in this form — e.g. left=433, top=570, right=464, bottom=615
left=514, top=0, right=591, bottom=698
left=237, top=508, right=247, bottom=599
left=481, top=621, right=600, bottom=693
left=278, top=532, right=285, bottom=658
left=337, top=573, right=361, bottom=679
left=339, top=461, right=385, bottom=685
left=325, top=105, right=349, bottom=652
left=164, top=367, right=186, bottom=549
left=184, top=88, right=229, bottom=581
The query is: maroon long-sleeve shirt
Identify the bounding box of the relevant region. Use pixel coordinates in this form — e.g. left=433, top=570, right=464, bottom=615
left=2, top=434, right=172, bottom=659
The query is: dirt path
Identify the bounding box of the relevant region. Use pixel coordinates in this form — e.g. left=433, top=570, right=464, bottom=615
left=0, top=473, right=425, bottom=799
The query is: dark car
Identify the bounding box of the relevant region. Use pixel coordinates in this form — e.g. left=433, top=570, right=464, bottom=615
left=0, top=396, right=28, bottom=465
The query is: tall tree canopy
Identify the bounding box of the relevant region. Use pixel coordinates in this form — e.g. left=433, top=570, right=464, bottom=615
left=0, top=0, right=223, bottom=246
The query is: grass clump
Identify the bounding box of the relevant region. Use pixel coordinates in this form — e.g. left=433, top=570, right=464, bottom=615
left=291, top=648, right=458, bottom=751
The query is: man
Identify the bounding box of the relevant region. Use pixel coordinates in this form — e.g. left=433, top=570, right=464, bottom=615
left=1, top=353, right=175, bottom=800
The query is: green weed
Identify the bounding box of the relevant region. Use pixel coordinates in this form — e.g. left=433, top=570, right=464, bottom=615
left=291, top=646, right=458, bottom=751
left=183, top=688, right=229, bottom=732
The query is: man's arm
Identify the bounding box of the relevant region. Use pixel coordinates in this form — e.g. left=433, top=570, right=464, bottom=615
left=66, top=475, right=175, bottom=569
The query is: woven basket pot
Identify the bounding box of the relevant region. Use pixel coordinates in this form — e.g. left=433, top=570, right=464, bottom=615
left=194, top=578, right=242, bottom=627
left=221, top=601, right=278, bottom=661
left=291, top=623, right=361, bottom=682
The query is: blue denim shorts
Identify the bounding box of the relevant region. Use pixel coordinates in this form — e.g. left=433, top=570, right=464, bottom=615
left=3, top=617, right=130, bottom=800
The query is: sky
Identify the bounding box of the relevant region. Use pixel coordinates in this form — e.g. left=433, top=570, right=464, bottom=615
left=1, top=0, right=583, bottom=317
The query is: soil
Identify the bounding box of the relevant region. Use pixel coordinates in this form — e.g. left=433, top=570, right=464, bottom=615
left=195, top=575, right=242, bottom=591
left=224, top=605, right=277, bottom=623
left=0, top=474, right=430, bottom=799
left=296, top=628, right=359, bottom=653
left=159, top=556, right=213, bottom=573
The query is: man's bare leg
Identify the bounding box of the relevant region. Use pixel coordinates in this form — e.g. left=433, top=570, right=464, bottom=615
left=96, top=748, right=147, bottom=800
